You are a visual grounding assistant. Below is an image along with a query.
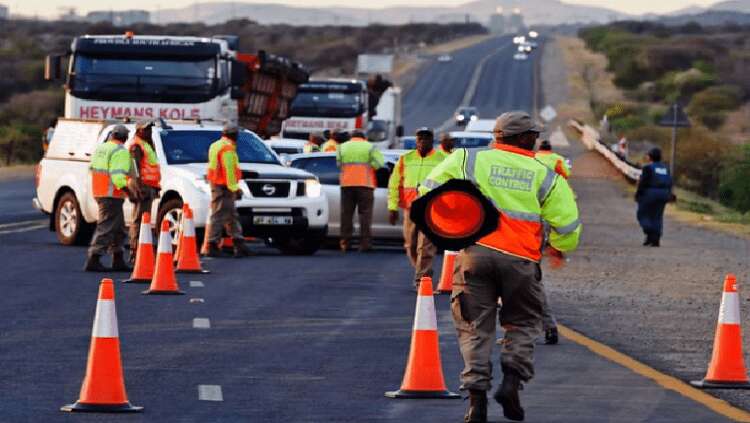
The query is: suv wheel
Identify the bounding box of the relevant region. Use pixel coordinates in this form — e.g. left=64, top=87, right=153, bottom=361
left=275, top=233, right=323, bottom=255
left=55, top=192, right=94, bottom=246
left=157, top=198, right=184, bottom=246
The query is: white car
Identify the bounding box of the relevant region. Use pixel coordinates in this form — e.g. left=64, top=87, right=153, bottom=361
left=264, top=137, right=308, bottom=156
left=437, top=54, right=453, bottom=62
left=288, top=151, right=407, bottom=242
left=448, top=131, right=494, bottom=148
left=514, top=53, right=528, bottom=61
left=34, top=119, right=329, bottom=255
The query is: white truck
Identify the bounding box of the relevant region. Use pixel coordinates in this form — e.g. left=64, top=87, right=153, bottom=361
left=34, top=119, right=329, bottom=255
left=368, top=86, right=403, bottom=150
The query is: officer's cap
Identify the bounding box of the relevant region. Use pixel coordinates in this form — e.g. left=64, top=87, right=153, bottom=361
left=494, top=111, right=543, bottom=137
left=222, top=122, right=240, bottom=137
left=110, top=125, right=130, bottom=140
left=539, top=140, right=552, bottom=150
left=415, top=127, right=434, bottom=138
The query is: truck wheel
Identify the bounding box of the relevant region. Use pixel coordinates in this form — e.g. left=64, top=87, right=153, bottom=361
left=55, top=192, right=94, bottom=246
left=157, top=198, right=184, bottom=246
left=275, top=234, right=323, bottom=255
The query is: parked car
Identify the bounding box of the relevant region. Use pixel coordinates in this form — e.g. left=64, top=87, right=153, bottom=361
left=437, top=54, right=453, bottom=62
left=264, top=137, right=307, bottom=155
left=514, top=53, right=528, bottom=61
left=455, top=106, right=479, bottom=127
left=35, top=119, right=329, bottom=255
left=401, top=131, right=493, bottom=150
left=288, top=151, right=407, bottom=242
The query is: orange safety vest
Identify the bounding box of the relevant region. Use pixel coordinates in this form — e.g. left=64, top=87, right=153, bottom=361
left=206, top=139, right=242, bottom=187
left=130, top=138, right=161, bottom=188
left=90, top=140, right=129, bottom=199
left=338, top=138, right=382, bottom=188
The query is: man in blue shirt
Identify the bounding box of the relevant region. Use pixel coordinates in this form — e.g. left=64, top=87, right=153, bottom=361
left=635, top=148, right=673, bottom=247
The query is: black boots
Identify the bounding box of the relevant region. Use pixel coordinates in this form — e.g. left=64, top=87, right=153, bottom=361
left=464, top=389, right=487, bottom=423
left=205, top=242, right=222, bottom=257
left=494, top=368, right=525, bottom=421
left=233, top=241, right=252, bottom=258
left=111, top=252, right=131, bottom=272
left=643, top=233, right=661, bottom=247
left=83, top=254, right=108, bottom=272
left=545, top=327, right=559, bottom=345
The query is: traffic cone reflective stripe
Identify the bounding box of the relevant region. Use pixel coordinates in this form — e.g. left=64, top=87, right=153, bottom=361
left=123, top=212, right=154, bottom=283
left=61, top=278, right=142, bottom=413
left=385, top=276, right=460, bottom=399
left=436, top=250, right=458, bottom=294
left=142, top=219, right=185, bottom=295
left=691, top=274, right=750, bottom=389
left=176, top=206, right=209, bottom=274
left=173, top=204, right=188, bottom=264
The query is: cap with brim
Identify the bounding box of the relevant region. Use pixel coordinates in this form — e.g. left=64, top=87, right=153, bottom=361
left=415, top=127, right=434, bottom=137
left=494, top=111, right=543, bottom=137
left=223, top=122, right=240, bottom=135
left=111, top=125, right=130, bottom=139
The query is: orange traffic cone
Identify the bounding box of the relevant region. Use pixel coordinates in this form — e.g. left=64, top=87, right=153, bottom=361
left=385, top=276, right=460, bottom=399
left=691, top=274, right=750, bottom=389
left=435, top=250, right=459, bottom=294
left=176, top=206, right=209, bottom=274
left=123, top=212, right=155, bottom=284
left=61, top=278, right=142, bottom=413
left=142, top=219, right=185, bottom=295
left=221, top=236, right=234, bottom=251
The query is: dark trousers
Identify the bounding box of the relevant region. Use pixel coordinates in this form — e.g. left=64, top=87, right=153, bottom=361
left=128, top=188, right=156, bottom=253
left=340, top=187, right=374, bottom=250
left=637, top=189, right=669, bottom=240
left=88, top=198, right=127, bottom=257
left=452, top=245, right=543, bottom=390
left=208, top=185, right=244, bottom=244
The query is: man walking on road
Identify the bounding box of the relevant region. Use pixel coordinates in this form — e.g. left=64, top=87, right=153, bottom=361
left=535, top=140, right=570, bottom=179
left=388, top=128, right=446, bottom=289
left=84, top=125, right=133, bottom=272
left=420, top=111, right=581, bottom=422
left=204, top=123, right=251, bottom=258
left=337, top=129, right=384, bottom=252
left=636, top=148, right=672, bottom=247
left=127, top=119, right=161, bottom=264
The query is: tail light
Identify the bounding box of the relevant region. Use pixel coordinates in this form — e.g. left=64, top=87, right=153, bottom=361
left=355, top=115, right=364, bottom=129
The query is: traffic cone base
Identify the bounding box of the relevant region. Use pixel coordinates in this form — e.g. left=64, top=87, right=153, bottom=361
left=141, top=289, right=185, bottom=295
left=689, top=380, right=750, bottom=389
left=384, top=389, right=461, bottom=399
left=177, top=269, right=210, bottom=274
left=61, top=402, right=143, bottom=413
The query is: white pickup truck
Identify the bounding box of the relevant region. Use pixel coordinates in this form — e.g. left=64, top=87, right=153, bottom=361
left=34, top=119, right=329, bottom=255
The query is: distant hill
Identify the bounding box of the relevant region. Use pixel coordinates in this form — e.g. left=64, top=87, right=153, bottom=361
left=157, top=0, right=630, bottom=26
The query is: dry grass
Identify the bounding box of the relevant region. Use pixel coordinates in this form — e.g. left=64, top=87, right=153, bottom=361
left=0, top=164, right=35, bottom=181
left=720, top=103, right=750, bottom=144
left=424, top=34, right=493, bottom=54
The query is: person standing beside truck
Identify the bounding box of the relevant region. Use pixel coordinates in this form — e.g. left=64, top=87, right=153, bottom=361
left=204, top=123, right=251, bottom=258
left=321, top=129, right=340, bottom=153
left=337, top=129, right=385, bottom=253
left=388, top=128, right=446, bottom=289
left=303, top=132, right=324, bottom=153
left=84, top=125, right=133, bottom=272
left=127, top=119, right=161, bottom=263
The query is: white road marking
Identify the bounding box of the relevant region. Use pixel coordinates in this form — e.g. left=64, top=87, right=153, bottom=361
left=193, top=317, right=211, bottom=329
left=0, top=219, right=47, bottom=229
left=190, top=298, right=205, bottom=304
left=190, top=281, right=205, bottom=288
left=198, top=385, right=223, bottom=401
left=0, top=223, right=48, bottom=235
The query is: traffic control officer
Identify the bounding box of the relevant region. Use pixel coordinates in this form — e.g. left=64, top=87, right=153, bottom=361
left=127, top=119, right=161, bottom=263
left=635, top=147, right=672, bottom=247
left=420, top=111, right=581, bottom=422
left=535, top=140, right=570, bottom=179
left=337, top=129, right=385, bottom=252
left=439, top=132, right=456, bottom=154
left=204, top=123, right=251, bottom=258
left=303, top=131, right=324, bottom=153
left=84, top=125, right=133, bottom=272
left=388, top=127, right=446, bottom=289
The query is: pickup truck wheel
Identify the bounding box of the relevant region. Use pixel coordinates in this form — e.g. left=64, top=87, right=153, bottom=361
left=275, top=234, right=323, bottom=255
left=157, top=198, right=184, bottom=246
left=55, top=192, right=94, bottom=246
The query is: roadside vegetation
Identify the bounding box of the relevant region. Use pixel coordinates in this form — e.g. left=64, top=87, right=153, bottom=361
left=574, top=21, right=750, bottom=217
left=0, top=19, right=486, bottom=165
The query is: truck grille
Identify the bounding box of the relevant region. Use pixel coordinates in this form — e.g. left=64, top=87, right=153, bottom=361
left=246, top=181, right=290, bottom=198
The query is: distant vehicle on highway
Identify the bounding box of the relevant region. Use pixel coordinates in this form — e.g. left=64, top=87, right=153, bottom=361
left=289, top=151, right=406, bottom=242
left=437, top=54, right=453, bottom=62
left=399, top=131, right=492, bottom=149
left=35, top=119, right=329, bottom=255
left=264, top=138, right=307, bottom=156
left=465, top=119, right=496, bottom=133
left=455, top=106, right=479, bottom=126
left=514, top=52, right=529, bottom=61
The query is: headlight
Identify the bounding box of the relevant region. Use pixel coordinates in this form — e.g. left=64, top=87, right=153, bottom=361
left=470, top=115, right=478, bottom=121
left=457, top=115, right=465, bottom=121
left=305, top=179, right=322, bottom=198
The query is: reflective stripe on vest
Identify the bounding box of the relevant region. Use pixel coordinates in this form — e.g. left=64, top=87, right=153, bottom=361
left=90, top=141, right=128, bottom=199
left=206, top=139, right=242, bottom=187
left=464, top=146, right=556, bottom=262
left=131, top=138, right=161, bottom=188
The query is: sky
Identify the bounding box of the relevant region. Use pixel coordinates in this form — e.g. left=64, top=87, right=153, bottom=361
left=6, top=0, right=724, bottom=19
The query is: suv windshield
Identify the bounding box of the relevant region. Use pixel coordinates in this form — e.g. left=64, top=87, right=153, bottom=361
left=71, top=55, right=221, bottom=103
left=161, top=130, right=279, bottom=165
left=289, top=91, right=364, bottom=118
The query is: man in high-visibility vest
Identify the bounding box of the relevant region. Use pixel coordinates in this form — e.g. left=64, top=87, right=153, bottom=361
left=84, top=125, right=133, bottom=272
left=204, top=123, right=251, bottom=258
left=535, top=140, right=570, bottom=179
left=420, top=111, right=581, bottom=422
left=336, top=129, right=385, bottom=252
left=127, top=119, right=161, bottom=262
left=388, top=127, right=446, bottom=289
left=321, top=129, right=346, bottom=153
left=303, top=132, right=324, bottom=153
left=438, top=132, right=455, bottom=154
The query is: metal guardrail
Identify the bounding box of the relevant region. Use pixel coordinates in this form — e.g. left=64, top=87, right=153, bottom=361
left=568, top=120, right=642, bottom=182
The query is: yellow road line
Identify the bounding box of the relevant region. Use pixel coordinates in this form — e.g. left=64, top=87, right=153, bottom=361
left=558, top=324, right=750, bottom=422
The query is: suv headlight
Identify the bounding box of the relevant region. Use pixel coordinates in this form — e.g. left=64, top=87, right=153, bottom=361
left=305, top=179, right=322, bottom=198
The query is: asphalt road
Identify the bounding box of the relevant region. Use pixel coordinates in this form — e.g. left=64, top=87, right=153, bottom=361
left=0, top=177, right=40, bottom=224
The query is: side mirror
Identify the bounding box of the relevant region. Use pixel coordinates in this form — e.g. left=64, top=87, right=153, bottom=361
left=396, top=125, right=404, bottom=138
left=230, top=59, right=247, bottom=99
left=44, top=55, right=63, bottom=80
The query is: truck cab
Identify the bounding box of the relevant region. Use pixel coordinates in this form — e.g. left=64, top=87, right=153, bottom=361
left=34, top=119, right=329, bottom=255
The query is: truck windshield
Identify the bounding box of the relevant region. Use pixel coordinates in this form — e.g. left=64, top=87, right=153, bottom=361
left=71, top=55, right=221, bottom=103
left=289, top=91, right=364, bottom=118
left=161, top=130, right=279, bottom=165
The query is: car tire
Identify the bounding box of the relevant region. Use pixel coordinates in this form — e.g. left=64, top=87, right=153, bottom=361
left=55, top=191, right=94, bottom=246
left=275, top=233, right=323, bottom=255
left=157, top=197, right=184, bottom=245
